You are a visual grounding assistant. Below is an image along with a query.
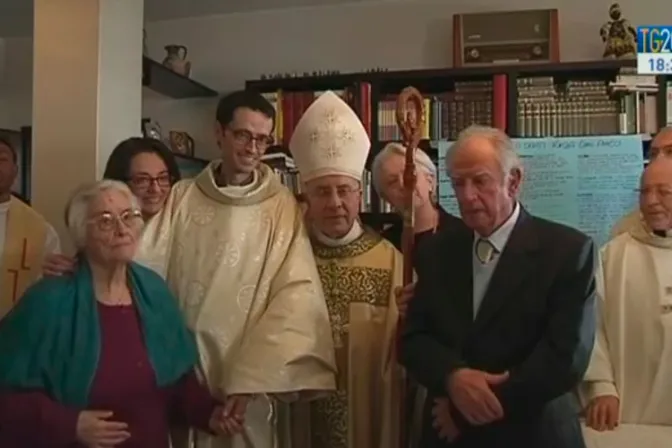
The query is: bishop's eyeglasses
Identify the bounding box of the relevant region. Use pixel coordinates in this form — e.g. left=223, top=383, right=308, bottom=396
left=89, top=209, right=143, bottom=231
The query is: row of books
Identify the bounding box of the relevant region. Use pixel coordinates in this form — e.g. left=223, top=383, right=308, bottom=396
left=262, top=84, right=372, bottom=147
left=260, top=72, right=671, bottom=146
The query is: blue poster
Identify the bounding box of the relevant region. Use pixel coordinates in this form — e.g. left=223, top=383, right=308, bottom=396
left=437, top=135, right=644, bottom=248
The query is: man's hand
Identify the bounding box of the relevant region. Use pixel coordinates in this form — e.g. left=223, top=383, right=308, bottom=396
left=447, top=368, right=509, bottom=426
left=223, top=394, right=251, bottom=420
left=585, top=395, right=619, bottom=431
left=432, top=397, right=460, bottom=442
left=209, top=405, right=243, bottom=437
left=43, top=254, right=76, bottom=276
left=394, top=282, right=415, bottom=317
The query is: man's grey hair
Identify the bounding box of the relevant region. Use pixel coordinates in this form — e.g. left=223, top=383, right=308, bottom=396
left=65, top=179, right=140, bottom=249
left=371, top=142, right=437, bottom=197
left=445, top=125, right=522, bottom=180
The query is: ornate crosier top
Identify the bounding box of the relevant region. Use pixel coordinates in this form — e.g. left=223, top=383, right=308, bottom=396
left=395, top=87, right=425, bottom=285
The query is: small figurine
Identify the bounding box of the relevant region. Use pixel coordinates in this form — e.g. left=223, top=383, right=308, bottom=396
left=600, top=3, right=637, bottom=59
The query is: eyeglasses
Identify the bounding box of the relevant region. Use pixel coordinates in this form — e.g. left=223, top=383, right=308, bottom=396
left=88, top=209, right=143, bottom=232
left=129, top=174, right=172, bottom=190
left=228, top=128, right=274, bottom=150
left=650, top=145, right=672, bottom=160
left=638, top=186, right=672, bottom=199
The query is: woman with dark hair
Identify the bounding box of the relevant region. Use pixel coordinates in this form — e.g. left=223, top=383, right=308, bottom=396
left=104, top=137, right=182, bottom=220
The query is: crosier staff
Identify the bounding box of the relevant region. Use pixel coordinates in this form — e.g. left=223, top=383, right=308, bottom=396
left=395, top=87, right=424, bottom=448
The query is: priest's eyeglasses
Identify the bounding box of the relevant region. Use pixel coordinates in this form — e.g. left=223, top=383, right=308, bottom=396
left=229, top=128, right=274, bottom=150
left=129, top=174, right=172, bottom=190
left=650, top=145, right=672, bottom=160
left=89, top=209, right=143, bottom=231
left=637, top=186, right=672, bottom=199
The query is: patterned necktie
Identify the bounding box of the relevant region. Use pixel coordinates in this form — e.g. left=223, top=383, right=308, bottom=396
left=475, top=238, right=496, bottom=264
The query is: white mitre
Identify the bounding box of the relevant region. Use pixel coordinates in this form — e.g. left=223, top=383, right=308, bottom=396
left=289, top=90, right=370, bottom=182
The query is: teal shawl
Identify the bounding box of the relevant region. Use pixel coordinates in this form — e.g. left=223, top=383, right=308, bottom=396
left=0, top=261, right=198, bottom=408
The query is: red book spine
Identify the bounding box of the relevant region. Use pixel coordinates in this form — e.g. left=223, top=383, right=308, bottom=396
left=360, top=82, right=372, bottom=138
left=492, top=74, right=507, bottom=132
left=281, top=92, right=294, bottom=146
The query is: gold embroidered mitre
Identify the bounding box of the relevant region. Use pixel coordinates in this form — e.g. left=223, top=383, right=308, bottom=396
left=289, top=90, right=370, bottom=182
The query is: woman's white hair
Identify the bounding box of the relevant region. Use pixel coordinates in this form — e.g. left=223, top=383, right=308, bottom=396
left=371, top=142, right=437, bottom=196
left=65, top=179, right=140, bottom=249
left=444, top=125, right=522, bottom=181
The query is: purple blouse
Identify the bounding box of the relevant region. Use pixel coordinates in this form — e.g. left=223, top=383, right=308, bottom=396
left=0, top=302, right=219, bottom=447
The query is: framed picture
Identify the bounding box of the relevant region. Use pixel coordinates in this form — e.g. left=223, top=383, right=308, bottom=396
left=0, top=128, right=30, bottom=202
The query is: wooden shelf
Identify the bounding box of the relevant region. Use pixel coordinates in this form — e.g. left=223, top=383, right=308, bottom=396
left=246, top=60, right=640, bottom=94
left=143, top=57, right=218, bottom=99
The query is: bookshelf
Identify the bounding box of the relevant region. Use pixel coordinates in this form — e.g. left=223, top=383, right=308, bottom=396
left=246, top=60, right=672, bottom=230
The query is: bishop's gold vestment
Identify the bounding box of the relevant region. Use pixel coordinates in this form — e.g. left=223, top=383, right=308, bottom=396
left=295, top=228, right=403, bottom=448
left=137, top=162, right=337, bottom=448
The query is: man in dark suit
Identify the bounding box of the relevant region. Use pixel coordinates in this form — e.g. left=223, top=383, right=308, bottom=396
left=400, top=125, right=596, bottom=447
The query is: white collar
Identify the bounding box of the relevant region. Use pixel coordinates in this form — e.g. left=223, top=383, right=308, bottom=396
left=474, top=202, right=520, bottom=252
left=313, top=220, right=364, bottom=247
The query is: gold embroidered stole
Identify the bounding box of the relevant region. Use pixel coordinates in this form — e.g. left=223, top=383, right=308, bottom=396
left=309, top=229, right=403, bottom=448
left=0, top=198, right=48, bottom=317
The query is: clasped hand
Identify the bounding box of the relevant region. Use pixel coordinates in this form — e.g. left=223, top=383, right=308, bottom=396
left=209, top=394, right=252, bottom=437
left=585, top=395, right=619, bottom=432
left=432, top=397, right=460, bottom=442
left=447, top=368, right=509, bottom=426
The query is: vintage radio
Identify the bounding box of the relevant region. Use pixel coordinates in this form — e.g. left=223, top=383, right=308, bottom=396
left=453, top=9, right=560, bottom=67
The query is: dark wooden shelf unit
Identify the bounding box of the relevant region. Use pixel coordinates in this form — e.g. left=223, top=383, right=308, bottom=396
left=143, top=57, right=218, bottom=99
left=172, top=152, right=210, bottom=165
left=246, top=60, right=670, bottom=222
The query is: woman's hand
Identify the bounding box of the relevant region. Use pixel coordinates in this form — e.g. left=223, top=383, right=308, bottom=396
left=76, top=410, right=130, bottom=447
left=43, top=254, right=76, bottom=276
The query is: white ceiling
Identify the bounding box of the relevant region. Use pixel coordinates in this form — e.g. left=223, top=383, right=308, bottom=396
left=0, top=0, right=371, bottom=37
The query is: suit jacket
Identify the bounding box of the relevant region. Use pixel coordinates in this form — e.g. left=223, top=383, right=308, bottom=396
left=401, top=209, right=596, bottom=448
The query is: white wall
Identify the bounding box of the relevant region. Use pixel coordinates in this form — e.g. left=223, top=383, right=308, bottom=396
left=0, top=0, right=667, bottom=159
left=0, top=37, right=32, bottom=130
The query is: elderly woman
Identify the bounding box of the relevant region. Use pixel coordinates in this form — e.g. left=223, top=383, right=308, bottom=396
left=371, top=142, right=462, bottom=250
left=0, top=180, right=237, bottom=447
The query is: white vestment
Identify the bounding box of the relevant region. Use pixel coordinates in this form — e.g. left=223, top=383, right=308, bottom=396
left=137, top=162, right=336, bottom=448
left=580, top=218, right=672, bottom=447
